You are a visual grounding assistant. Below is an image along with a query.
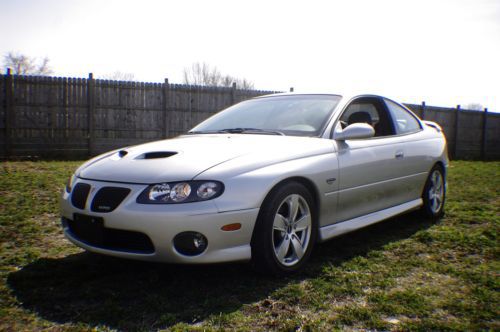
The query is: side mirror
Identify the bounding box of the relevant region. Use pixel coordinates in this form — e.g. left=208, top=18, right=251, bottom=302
left=334, top=123, right=375, bottom=140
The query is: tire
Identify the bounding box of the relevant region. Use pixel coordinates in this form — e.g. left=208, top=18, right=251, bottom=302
left=421, top=164, right=446, bottom=219
left=251, top=181, right=317, bottom=275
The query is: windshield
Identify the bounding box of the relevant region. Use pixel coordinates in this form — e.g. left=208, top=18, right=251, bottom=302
left=189, top=95, right=341, bottom=137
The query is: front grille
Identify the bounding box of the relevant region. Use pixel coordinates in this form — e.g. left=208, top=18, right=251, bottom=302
left=71, top=183, right=91, bottom=209
left=66, top=214, right=155, bottom=254
left=91, top=187, right=131, bottom=213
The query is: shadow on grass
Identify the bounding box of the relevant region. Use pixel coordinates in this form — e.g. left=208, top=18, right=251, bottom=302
left=7, top=212, right=434, bottom=331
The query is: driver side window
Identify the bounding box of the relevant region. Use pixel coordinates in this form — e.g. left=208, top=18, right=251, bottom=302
left=340, top=97, right=395, bottom=137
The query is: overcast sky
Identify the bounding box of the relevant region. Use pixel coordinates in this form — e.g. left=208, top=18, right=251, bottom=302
left=1, top=0, right=499, bottom=111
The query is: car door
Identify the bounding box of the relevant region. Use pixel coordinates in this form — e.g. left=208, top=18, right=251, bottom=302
left=383, top=98, right=430, bottom=202
left=334, top=96, right=408, bottom=222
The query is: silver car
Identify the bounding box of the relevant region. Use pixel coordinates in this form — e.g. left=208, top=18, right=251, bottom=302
left=60, top=93, right=448, bottom=274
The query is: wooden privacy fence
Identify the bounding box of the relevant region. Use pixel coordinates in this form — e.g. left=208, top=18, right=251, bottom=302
left=404, top=103, right=499, bottom=160
left=0, top=72, right=278, bottom=158
left=1, top=71, right=499, bottom=160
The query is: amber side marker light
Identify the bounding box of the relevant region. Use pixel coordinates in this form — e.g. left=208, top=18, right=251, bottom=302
left=221, top=223, right=242, bottom=231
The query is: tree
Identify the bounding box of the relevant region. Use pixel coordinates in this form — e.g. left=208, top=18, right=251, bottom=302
left=100, top=71, right=135, bottom=81
left=2, top=52, right=53, bottom=75
left=183, top=62, right=254, bottom=90
left=464, top=103, right=484, bottom=111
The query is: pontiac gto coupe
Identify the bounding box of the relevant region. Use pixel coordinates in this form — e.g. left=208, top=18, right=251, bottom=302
left=61, top=93, right=447, bottom=274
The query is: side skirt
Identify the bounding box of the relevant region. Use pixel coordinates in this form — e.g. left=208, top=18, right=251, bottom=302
left=319, top=199, right=423, bottom=242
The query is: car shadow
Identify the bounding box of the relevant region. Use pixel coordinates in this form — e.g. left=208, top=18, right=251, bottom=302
left=7, top=212, right=434, bottom=331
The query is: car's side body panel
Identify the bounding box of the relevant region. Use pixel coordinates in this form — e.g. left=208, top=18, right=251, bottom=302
left=335, top=136, right=412, bottom=222
left=316, top=94, right=448, bottom=238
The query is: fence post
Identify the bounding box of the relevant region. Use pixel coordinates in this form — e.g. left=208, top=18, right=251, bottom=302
left=481, top=107, right=488, bottom=160
left=87, top=73, right=95, bottom=157
left=4, top=68, right=13, bottom=158
left=421, top=101, right=426, bottom=120
left=230, top=82, right=236, bottom=105
left=163, top=78, right=169, bottom=138
left=453, top=104, right=461, bottom=159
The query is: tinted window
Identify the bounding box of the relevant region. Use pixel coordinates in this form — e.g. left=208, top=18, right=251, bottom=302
left=341, top=103, right=380, bottom=124
left=339, top=98, right=395, bottom=137
left=385, top=99, right=421, bottom=134
left=190, top=95, right=341, bottom=137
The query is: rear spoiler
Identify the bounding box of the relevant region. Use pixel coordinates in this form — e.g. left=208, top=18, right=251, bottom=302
left=422, top=120, right=442, bottom=133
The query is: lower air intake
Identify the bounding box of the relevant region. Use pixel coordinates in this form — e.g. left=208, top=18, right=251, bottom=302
left=66, top=215, right=155, bottom=254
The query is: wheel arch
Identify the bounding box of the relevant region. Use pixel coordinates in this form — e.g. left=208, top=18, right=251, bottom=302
left=431, top=160, right=447, bottom=180
left=421, top=161, right=446, bottom=219
left=250, top=176, right=321, bottom=243
left=434, top=160, right=446, bottom=174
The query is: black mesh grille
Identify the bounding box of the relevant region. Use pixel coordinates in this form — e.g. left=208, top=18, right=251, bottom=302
left=67, top=214, right=155, bottom=254
left=91, top=187, right=131, bottom=213
left=71, top=183, right=91, bottom=209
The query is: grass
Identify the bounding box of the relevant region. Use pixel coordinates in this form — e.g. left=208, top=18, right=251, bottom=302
left=0, top=160, right=498, bottom=331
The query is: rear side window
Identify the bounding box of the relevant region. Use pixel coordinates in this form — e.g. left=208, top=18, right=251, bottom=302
left=385, top=99, right=421, bottom=134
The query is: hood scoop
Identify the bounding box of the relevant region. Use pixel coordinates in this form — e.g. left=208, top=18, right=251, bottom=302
left=136, top=151, right=178, bottom=159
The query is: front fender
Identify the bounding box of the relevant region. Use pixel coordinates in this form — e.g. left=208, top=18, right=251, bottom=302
left=202, top=152, right=340, bottom=228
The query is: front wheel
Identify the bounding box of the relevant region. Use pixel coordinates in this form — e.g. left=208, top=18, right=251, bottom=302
left=251, top=182, right=317, bottom=275
left=421, top=165, right=446, bottom=219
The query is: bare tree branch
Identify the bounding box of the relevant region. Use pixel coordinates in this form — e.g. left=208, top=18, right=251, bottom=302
left=100, top=71, right=135, bottom=81
left=183, top=62, right=254, bottom=89
left=464, top=103, right=484, bottom=111
left=2, top=52, right=53, bottom=75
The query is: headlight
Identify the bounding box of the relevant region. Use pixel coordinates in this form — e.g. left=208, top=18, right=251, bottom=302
left=65, top=173, right=77, bottom=193
left=197, top=182, right=219, bottom=199
left=137, top=181, right=224, bottom=204
left=170, top=182, right=191, bottom=202
left=148, top=183, right=170, bottom=201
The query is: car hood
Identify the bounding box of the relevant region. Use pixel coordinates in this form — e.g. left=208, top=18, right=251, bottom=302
left=78, top=134, right=334, bottom=183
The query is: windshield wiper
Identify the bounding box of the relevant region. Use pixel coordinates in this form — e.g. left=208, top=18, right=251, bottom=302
left=217, top=128, right=285, bottom=136
left=187, top=130, right=215, bottom=134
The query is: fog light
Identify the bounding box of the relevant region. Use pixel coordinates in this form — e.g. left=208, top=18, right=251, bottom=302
left=173, top=232, right=208, bottom=256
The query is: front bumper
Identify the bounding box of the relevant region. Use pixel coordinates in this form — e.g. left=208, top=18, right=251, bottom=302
left=60, top=178, right=259, bottom=263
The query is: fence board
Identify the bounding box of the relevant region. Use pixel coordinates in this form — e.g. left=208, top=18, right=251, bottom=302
left=0, top=75, right=5, bottom=156
left=485, top=115, right=500, bottom=159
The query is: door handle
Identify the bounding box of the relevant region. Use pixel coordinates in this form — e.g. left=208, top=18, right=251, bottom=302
left=395, top=150, right=404, bottom=159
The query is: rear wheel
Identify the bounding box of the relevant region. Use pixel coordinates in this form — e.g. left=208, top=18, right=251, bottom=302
left=251, top=182, right=317, bottom=275
left=421, top=165, right=446, bottom=219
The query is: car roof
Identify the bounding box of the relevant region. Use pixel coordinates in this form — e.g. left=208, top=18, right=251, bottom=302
left=254, top=91, right=390, bottom=102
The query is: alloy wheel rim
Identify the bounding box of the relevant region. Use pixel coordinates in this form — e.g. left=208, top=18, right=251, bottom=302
left=428, top=170, right=444, bottom=214
left=272, top=194, right=312, bottom=266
